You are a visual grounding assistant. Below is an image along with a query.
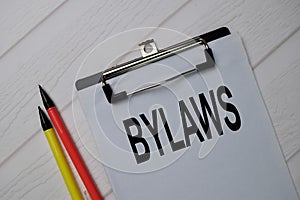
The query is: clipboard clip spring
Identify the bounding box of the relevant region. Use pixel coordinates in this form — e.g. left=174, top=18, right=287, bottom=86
left=101, top=38, right=215, bottom=103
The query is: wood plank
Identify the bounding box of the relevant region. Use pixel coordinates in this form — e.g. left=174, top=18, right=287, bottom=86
left=287, top=151, right=300, bottom=196
left=254, top=29, right=300, bottom=159
left=159, top=0, right=300, bottom=66
left=0, top=0, right=188, bottom=164
left=0, top=101, right=112, bottom=199
left=0, top=0, right=66, bottom=58
left=0, top=133, right=71, bottom=200
left=105, top=192, right=116, bottom=200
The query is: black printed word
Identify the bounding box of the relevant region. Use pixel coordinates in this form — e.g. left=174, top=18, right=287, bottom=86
left=123, top=85, right=241, bottom=164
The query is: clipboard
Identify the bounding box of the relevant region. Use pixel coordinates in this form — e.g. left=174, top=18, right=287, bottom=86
left=74, top=27, right=298, bottom=200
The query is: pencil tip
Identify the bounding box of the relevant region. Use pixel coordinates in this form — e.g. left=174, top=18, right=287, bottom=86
left=38, top=106, right=52, bottom=130
left=38, top=85, right=45, bottom=97
left=38, top=85, right=55, bottom=109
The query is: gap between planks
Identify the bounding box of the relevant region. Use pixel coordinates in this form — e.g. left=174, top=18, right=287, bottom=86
left=0, top=100, right=72, bottom=167
left=0, top=0, right=68, bottom=59
left=253, top=26, right=300, bottom=69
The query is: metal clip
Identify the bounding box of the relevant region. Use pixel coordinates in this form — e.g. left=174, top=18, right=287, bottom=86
left=138, top=39, right=158, bottom=57
left=75, top=27, right=231, bottom=93
left=101, top=38, right=215, bottom=103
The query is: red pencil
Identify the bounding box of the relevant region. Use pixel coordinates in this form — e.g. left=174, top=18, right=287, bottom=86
left=39, top=85, right=103, bottom=200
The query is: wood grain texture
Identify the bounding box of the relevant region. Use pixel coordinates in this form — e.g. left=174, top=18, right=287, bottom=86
left=0, top=0, right=66, bottom=58
left=159, top=0, right=300, bottom=67
left=254, top=29, right=300, bottom=160
left=0, top=102, right=112, bottom=199
left=0, top=0, right=188, bottom=164
left=105, top=192, right=116, bottom=200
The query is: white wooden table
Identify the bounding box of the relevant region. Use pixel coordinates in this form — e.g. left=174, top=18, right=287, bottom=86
left=0, top=0, right=299, bottom=199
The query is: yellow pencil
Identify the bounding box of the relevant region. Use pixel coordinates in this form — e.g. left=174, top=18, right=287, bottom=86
left=38, top=106, right=83, bottom=200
